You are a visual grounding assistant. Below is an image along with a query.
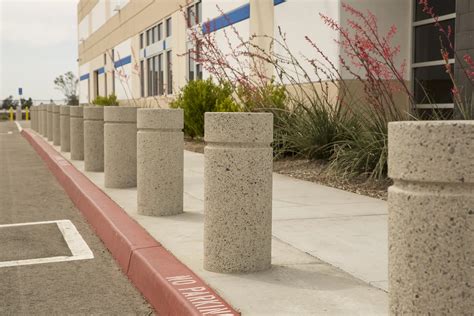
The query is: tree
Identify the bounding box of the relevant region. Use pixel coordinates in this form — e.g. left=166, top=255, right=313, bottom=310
left=54, top=71, right=79, bottom=105
left=20, top=97, right=33, bottom=109
left=2, top=96, right=18, bottom=110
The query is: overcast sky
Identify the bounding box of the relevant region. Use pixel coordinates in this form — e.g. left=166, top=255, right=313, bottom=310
left=0, top=0, right=77, bottom=102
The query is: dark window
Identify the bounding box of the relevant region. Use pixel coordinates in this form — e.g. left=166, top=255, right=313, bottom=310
left=147, top=58, right=153, bottom=96
left=196, top=64, right=202, bottom=80
left=112, top=70, right=115, bottom=94
left=414, top=65, right=453, bottom=104
left=158, top=54, right=164, bottom=95
left=153, top=56, right=158, bottom=96
left=157, top=23, right=163, bottom=41
left=140, top=33, right=144, bottom=49
left=104, top=53, right=107, bottom=65
left=104, top=73, right=108, bottom=96
left=146, top=30, right=151, bottom=46
left=196, top=1, right=201, bottom=24
left=140, top=60, right=144, bottom=97
left=187, top=5, right=195, bottom=27
left=188, top=50, right=195, bottom=81
left=111, top=49, right=115, bottom=62
left=167, top=50, right=173, bottom=94
left=414, top=0, right=455, bottom=21
left=94, top=70, right=99, bottom=98
left=166, top=18, right=172, bottom=37
left=414, top=19, right=455, bottom=63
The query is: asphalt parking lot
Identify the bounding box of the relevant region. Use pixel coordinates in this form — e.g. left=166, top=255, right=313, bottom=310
left=0, top=121, right=153, bottom=315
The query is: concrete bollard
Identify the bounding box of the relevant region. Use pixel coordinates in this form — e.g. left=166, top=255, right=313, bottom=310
left=60, top=106, right=70, bottom=152
left=42, top=105, right=48, bottom=136
left=47, top=104, right=54, bottom=141
left=104, top=107, right=137, bottom=188
left=203, top=112, right=273, bottom=273
left=137, top=109, right=184, bottom=216
left=33, top=107, right=38, bottom=132
left=30, top=107, right=36, bottom=131
left=70, top=106, right=84, bottom=161
left=84, top=106, right=105, bottom=172
left=52, top=105, right=61, bottom=146
left=388, top=121, right=474, bottom=315
left=39, top=105, right=46, bottom=136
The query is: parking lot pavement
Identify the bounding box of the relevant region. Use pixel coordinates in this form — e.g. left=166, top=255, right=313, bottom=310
left=0, top=121, right=153, bottom=315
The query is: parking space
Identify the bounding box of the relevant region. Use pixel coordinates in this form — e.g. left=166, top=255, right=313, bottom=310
left=0, top=121, right=153, bottom=315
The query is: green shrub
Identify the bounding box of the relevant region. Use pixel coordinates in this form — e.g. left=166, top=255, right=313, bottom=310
left=170, top=79, right=240, bottom=137
left=92, top=94, right=118, bottom=106
left=237, top=80, right=287, bottom=111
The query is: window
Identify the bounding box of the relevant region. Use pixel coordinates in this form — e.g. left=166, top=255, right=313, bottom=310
left=158, top=54, right=164, bottom=95
left=93, top=70, right=99, bottom=98
left=157, top=23, right=163, bottom=41
left=152, top=26, right=158, bottom=43
left=104, top=73, right=108, bottom=96
left=147, top=58, right=153, bottom=96
left=188, top=50, right=195, bottom=81
left=112, top=70, right=115, bottom=94
left=146, top=30, right=150, bottom=46
left=412, top=0, right=456, bottom=108
left=140, top=33, right=144, bottom=49
left=166, top=18, right=172, bottom=37
left=153, top=56, right=158, bottom=96
left=187, top=1, right=201, bottom=27
left=104, top=53, right=107, bottom=65
left=140, top=60, right=144, bottom=97
left=167, top=50, right=173, bottom=94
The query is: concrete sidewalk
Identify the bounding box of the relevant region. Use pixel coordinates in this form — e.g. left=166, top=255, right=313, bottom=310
left=43, top=137, right=389, bottom=315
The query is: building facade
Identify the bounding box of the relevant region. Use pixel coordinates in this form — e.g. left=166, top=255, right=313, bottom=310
left=77, top=0, right=470, bottom=112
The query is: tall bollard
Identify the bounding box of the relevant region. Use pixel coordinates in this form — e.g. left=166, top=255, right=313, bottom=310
left=70, top=106, right=84, bottom=161
left=104, top=107, right=137, bottom=188
left=84, top=106, right=105, bottom=172
left=40, top=105, right=47, bottom=136
left=47, top=104, right=54, bottom=141
left=52, top=105, right=61, bottom=146
left=60, top=106, right=70, bottom=152
left=30, top=107, right=36, bottom=131
left=203, top=112, right=273, bottom=273
left=388, top=121, right=474, bottom=315
left=137, top=109, right=184, bottom=216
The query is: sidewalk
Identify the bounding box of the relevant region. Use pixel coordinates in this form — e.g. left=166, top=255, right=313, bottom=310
left=29, top=125, right=389, bottom=315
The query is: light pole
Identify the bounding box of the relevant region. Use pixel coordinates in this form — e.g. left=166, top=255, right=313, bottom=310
left=17, top=87, right=23, bottom=121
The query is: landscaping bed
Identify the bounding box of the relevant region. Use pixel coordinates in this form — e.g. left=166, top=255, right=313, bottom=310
left=184, top=139, right=390, bottom=200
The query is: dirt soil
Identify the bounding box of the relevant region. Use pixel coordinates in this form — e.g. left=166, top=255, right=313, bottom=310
left=184, top=139, right=390, bottom=200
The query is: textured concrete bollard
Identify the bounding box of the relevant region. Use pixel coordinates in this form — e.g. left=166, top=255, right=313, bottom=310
left=388, top=121, right=474, bottom=315
left=84, top=106, right=104, bottom=172
left=39, top=105, right=46, bottom=136
left=137, top=109, right=184, bottom=216
left=204, top=112, right=273, bottom=273
left=47, top=104, right=54, bottom=141
left=60, top=106, right=70, bottom=152
left=31, top=107, right=37, bottom=131
left=52, top=105, right=61, bottom=146
left=33, top=107, right=38, bottom=132
left=104, top=107, right=137, bottom=188
left=42, top=105, right=48, bottom=136
left=70, top=106, right=84, bottom=160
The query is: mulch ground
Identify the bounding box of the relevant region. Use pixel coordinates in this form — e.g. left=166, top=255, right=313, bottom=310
left=184, top=138, right=390, bottom=200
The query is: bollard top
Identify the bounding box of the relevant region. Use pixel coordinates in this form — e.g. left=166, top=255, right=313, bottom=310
left=137, top=108, right=183, bottom=130
left=69, top=105, right=84, bottom=118
left=84, top=106, right=104, bottom=121
left=104, top=106, right=137, bottom=123
left=204, top=112, right=273, bottom=144
left=60, top=106, right=70, bottom=115
left=52, top=105, right=60, bottom=113
left=388, top=121, right=474, bottom=184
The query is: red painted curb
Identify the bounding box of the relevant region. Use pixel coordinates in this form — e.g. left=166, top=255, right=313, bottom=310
left=22, top=129, right=239, bottom=316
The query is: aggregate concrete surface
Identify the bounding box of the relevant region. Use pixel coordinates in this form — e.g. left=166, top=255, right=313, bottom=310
left=0, top=121, right=153, bottom=315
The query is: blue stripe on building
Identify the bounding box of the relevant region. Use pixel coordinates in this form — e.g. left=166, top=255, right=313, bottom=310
left=202, top=0, right=286, bottom=34
left=80, top=73, right=90, bottom=81
left=114, top=55, right=132, bottom=68
left=97, top=67, right=105, bottom=75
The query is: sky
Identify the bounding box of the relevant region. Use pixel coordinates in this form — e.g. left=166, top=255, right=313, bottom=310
left=0, top=0, right=77, bottom=103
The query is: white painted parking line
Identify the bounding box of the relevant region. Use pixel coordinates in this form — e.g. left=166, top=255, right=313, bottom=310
left=0, top=220, right=94, bottom=268
left=14, top=121, right=22, bottom=132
